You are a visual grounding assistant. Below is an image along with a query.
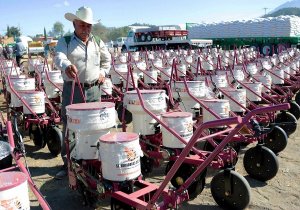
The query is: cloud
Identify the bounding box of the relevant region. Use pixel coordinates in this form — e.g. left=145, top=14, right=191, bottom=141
left=54, top=1, right=70, bottom=8
left=64, top=1, right=70, bottom=6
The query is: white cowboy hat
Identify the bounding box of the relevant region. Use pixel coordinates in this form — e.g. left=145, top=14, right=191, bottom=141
left=65, top=6, right=99, bottom=25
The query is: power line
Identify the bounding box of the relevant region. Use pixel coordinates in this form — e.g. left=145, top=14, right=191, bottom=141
left=263, top=7, right=269, bottom=15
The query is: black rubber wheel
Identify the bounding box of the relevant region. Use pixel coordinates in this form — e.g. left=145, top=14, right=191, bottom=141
left=264, top=126, right=288, bottom=154
left=117, top=103, right=132, bottom=124
left=211, top=169, right=251, bottom=210
left=111, top=197, right=135, bottom=210
left=140, top=155, right=154, bottom=176
left=275, top=111, right=297, bottom=136
left=46, top=126, right=63, bottom=156
left=29, top=124, right=46, bottom=148
left=243, top=145, right=279, bottom=181
left=140, top=34, right=146, bottom=42
left=146, top=34, right=153, bottom=42
left=0, top=141, right=13, bottom=170
left=165, top=161, right=207, bottom=200
left=262, top=44, right=271, bottom=56
left=288, top=100, right=300, bottom=119
left=295, top=91, right=300, bottom=106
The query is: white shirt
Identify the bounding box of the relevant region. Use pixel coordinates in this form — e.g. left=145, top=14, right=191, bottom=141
left=54, top=34, right=111, bottom=83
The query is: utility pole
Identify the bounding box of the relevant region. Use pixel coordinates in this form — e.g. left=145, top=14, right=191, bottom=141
left=263, top=7, right=269, bottom=16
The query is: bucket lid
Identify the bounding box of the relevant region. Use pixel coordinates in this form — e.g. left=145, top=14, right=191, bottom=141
left=67, top=102, right=115, bottom=111
left=162, top=111, right=192, bottom=118
left=18, top=90, right=44, bottom=94
left=0, top=141, right=11, bottom=159
left=203, top=99, right=229, bottom=103
left=175, top=80, right=203, bottom=84
left=126, top=89, right=164, bottom=95
left=99, top=132, right=139, bottom=144
left=0, top=171, right=27, bottom=191
left=222, top=88, right=245, bottom=92
left=9, top=74, right=27, bottom=79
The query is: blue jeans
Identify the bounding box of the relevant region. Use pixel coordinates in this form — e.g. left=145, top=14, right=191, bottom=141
left=60, top=82, right=101, bottom=166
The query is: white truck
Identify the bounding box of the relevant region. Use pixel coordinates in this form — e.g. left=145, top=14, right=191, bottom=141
left=121, top=25, right=212, bottom=52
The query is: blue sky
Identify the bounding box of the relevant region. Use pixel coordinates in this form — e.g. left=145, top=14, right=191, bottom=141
left=0, top=0, right=288, bottom=37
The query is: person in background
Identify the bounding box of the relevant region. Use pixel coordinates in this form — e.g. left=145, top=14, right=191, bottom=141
left=0, top=42, right=3, bottom=58
left=14, top=40, right=26, bottom=67
left=3, top=44, right=13, bottom=60
left=44, top=43, right=50, bottom=58
left=54, top=6, right=111, bottom=179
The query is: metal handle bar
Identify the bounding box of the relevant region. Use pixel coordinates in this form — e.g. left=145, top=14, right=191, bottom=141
left=6, top=121, right=52, bottom=210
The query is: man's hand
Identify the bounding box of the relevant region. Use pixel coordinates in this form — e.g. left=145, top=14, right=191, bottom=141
left=65, top=65, right=78, bottom=79
left=98, top=74, right=105, bottom=85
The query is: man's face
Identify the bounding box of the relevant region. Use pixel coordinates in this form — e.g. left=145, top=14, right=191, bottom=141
left=73, top=19, right=92, bottom=42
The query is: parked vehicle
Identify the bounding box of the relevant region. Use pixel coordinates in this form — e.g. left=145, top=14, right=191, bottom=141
left=121, top=25, right=212, bottom=52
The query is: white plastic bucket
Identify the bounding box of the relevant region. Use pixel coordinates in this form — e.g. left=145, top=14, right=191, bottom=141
left=253, top=74, right=272, bottom=92
left=132, top=61, right=147, bottom=71
left=143, top=70, right=158, bottom=84
left=132, top=113, right=160, bottom=135
left=99, top=132, right=142, bottom=181
left=0, top=171, right=30, bottom=210
left=44, top=81, right=63, bottom=98
left=161, top=112, right=193, bottom=148
left=28, top=58, right=42, bottom=72
left=10, top=91, right=24, bottom=108
left=271, top=68, right=284, bottom=84
left=202, top=99, right=230, bottom=123
left=223, top=88, right=246, bottom=112
left=247, top=63, right=258, bottom=74
left=211, top=74, right=228, bottom=88
left=184, top=55, right=193, bottom=64
left=176, top=64, right=187, bottom=77
left=282, top=66, right=290, bottom=79
left=69, top=129, right=110, bottom=160
left=66, top=102, right=116, bottom=132
left=172, top=81, right=206, bottom=113
left=46, top=70, right=63, bottom=83
left=22, top=91, right=45, bottom=114
left=3, top=66, right=20, bottom=76
left=118, top=55, right=127, bottom=63
left=202, top=59, right=214, bottom=71
left=124, top=89, right=166, bottom=113
left=7, top=76, right=35, bottom=93
left=232, top=65, right=245, bottom=81
left=110, top=64, right=127, bottom=85
left=122, top=72, right=139, bottom=89
left=243, top=82, right=263, bottom=101
left=261, top=60, right=272, bottom=70
left=152, top=59, right=163, bottom=68
left=101, top=78, right=113, bottom=95
left=161, top=66, right=172, bottom=81
left=173, top=80, right=206, bottom=98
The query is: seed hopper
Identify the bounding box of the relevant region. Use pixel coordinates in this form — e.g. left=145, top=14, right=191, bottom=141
left=3, top=65, right=62, bottom=156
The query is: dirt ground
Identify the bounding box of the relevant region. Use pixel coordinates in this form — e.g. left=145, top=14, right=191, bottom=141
left=1, top=86, right=300, bottom=210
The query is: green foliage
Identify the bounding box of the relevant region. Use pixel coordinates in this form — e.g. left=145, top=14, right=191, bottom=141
left=263, top=7, right=300, bottom=17
left=52, top=21, right=64, bottom=38
left=6, top=26, right=21, bottom=37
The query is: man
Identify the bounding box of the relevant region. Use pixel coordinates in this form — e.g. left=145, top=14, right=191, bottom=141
left=54, top=6, right=111, bottom=179
left=14, top=39, right=26, bottom=67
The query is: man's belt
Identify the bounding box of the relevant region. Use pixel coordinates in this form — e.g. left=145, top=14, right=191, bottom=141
left=65, top=80, right=99, bottom=88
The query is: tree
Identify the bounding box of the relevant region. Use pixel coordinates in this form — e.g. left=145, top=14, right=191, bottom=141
left=6, top=25, right=21, bottom=37
left=52, top=21, right=64, bottom=38
left=92, top=22, right=109, bottom=42
left=107, top=26, right=130, bottom=42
